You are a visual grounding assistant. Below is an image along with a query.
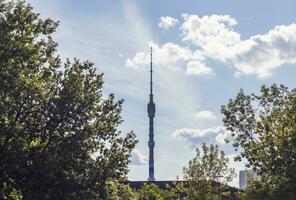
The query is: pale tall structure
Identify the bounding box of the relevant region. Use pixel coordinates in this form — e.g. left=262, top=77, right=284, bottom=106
left=239, top=169, right=257, bottom=189
left=147, top=47, right=156, bottom=181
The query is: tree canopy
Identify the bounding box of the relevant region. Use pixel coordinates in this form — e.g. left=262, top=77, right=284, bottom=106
left=171, top=143, right=235, bottom=200
left=0, top=1, right=136, bottom=199
left=222, top=84, right=296, bottom=199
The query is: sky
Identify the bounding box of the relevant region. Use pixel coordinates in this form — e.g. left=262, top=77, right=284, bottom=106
left=26, top=0, right=296, bottom=187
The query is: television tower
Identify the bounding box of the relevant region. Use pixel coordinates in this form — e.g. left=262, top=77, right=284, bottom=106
left=147, top=47, right=155, bottom=181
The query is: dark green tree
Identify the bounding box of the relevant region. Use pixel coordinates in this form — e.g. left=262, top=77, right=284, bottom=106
left=221, top=84, right=296, bottom=199
left=0, top=1, right=136, bottom=199
left=172, top=143, right=235, bottom=200
left=236, top=179, right=272, bottom=200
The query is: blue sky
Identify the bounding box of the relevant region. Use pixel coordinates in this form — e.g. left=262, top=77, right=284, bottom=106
left=27, top=0, right=296, bottom=187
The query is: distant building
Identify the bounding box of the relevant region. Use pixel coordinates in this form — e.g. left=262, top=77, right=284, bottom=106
left=239, top=169, right=257, bottom=189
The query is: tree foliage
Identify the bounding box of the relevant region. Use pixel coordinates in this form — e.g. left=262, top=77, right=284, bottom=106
left=137, top=183, right=167, bottom=200
left=105, top=181, right=137, bottom=200
left=0, top=1, right=136, bottom=199
left=183, top=143, right=235, bottom=182
left=221, top=84, right=296, bottom=199
left=172, top=143, right=235, bottom=200
left=236, top=179, right=272, bottom=200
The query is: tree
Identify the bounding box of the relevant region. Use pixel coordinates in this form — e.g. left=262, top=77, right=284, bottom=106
left=172, top=143, right=235, bottom=200
left=137, top=183, right=166, bottom=200
left=0, top=1, right=137, bottom=199
left=105, top=181, right=137, bottom=200
left=236, top=179, right=272, bottom=200
left=221, top=84, right=296, bottom=199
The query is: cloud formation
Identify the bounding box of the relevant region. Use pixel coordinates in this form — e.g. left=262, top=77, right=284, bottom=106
left=195, top=110, right=216, bottom=120
left=126, top=41, right=213, bottom=76
left=181, top=14, right=296, bottom=78
left=159, top=16, right=179, bottom=30
left=126, top=42, right=194, bottom=68
left=127, top=14, right=296, bottom=78
left=181, top=14, right=240, bottom=62
left=130, top=149, right=148, bottom=165
left=215, top=130, right=232, bottom=144
left=233, top=24, right=296, bottom=78
left=186, top=61, right=214, bottom=75
left=173, top=126, right=231, bottom=147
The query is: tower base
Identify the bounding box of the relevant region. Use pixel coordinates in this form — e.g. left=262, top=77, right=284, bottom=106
left=147, top=178, right=155, bottom=182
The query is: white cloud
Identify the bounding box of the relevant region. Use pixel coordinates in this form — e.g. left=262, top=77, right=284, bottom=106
left=181, top=14, right=240, bottom=62
left=126, top=52, right=147, bottom=69
left=180, top=14, right=296, bottom=78
left=130, top=149, right=148, bottom=165
left=195, top=110, right=216, bottom=120
left=233, top=24, right=296, bottom=78
left=159, top=16, right=179, bottom=30
left=125, top=41, right=216, bottom=78
left=215, top=130, right=232, bottom=144
left=128, top=15, right=296, bottom=78
left=173, top=126, right=232, bottom=147
left=173, top=126, right=224, bottom=140
left=125, top=41, right=193, bottom=69
left=186, top=61, right=214, bottom=75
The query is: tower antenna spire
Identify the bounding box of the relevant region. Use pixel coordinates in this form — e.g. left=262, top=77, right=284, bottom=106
left=150, top=46, right=153, bottom=94
left=147, top=47, right=155, bottom=181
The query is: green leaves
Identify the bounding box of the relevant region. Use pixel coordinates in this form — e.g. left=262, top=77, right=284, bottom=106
left=0, top=1, right=136, bottom=199
left=137, top=184, right=166, bottom=200
left=178, top=143, right=235, bottom=200
left=183, top=143, right=235, bottom=183
left=222, top=84, right=296, bottom=199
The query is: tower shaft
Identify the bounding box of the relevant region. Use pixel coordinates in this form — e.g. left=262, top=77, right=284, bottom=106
left=147, top=47, right=155, bottom=181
